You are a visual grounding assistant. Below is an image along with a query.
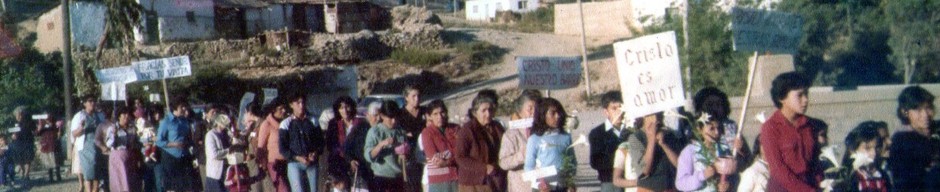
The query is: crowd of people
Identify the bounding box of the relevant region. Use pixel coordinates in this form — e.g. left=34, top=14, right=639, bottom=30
left=1, top=71, right=939, bottom=192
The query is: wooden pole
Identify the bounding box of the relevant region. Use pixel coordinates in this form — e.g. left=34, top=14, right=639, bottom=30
left=62, top=0, right=73, bottom=134
left=576, top=0, right=591, bottom=96
left=162, top=78, right=170, bottom=112
left=734, top=52, right=760, bottom=156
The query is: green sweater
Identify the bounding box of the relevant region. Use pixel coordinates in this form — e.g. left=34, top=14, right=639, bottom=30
left=363, top=123, right=407, bottom=178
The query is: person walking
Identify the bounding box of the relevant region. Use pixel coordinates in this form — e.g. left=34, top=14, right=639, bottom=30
left=760, top=72, right=826, bottom=192
left=499, top=90, right=542, bottom=192
left=36, top=111, right=62, bottom=182
left=257, top=100, right=290, bottom=192
left=422, top=100, right=460, bottom=192
left=589, top=91, right=630, bottom=192
left=363, top=101, right=410, bottom=192
left=888, top=86, right=938, bottom=191
left=205, top=114, right=234, bottom=192
left=524, top=98, right=577, bottom=192
left=455, top=92, right=506, bottom=192
left=10, top=106, right=36, bottom=183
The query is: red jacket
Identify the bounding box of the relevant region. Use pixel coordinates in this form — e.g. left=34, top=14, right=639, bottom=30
left=421, top=122, right=459, bottom=183
left=760, top=110, right=822, bottom=192
left=455, top=120, right=506, bottom=186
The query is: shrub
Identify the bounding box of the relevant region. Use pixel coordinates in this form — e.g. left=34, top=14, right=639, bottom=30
left=455, top=41, right=505, bottom=66
left=390, top=49, right=447, bottom=68
left=516, top=7, right=554, bottom=33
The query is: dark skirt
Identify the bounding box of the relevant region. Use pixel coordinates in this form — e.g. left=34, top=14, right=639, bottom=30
left=161, top=154, right=201, bottom=191
left=8, top=141, right=35, bottom=164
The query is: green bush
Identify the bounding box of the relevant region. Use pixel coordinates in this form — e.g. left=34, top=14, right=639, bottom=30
left=390, top=49, right=447, bottom=68
left=516, top=7, right=554, bottom=33
left=455, top=41, right=505, bottom=66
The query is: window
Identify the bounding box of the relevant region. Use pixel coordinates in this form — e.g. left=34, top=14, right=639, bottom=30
left=518, top=1, right=527, bottom=9
left=473, top=5, right=478, bottom=13
left=186, top=11, right=196, bottom=22
left=496, top=3, right=502, bottom=11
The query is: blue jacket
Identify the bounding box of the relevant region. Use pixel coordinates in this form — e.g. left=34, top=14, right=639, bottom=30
left=156, top=113, right=192, bottom=158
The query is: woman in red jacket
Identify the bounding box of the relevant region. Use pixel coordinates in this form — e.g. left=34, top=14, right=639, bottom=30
left=455, top=91, right=506, bottom=192
left=421, top=99, right=459, bottom=192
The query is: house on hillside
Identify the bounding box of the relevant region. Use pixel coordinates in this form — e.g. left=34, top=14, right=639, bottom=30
left=132, top=0, right=388, bottom=43
left=269, top=0, right=389, bottom=33
left=465, top=0, right=537, bottom=21
left=136, top=0, right=217, bottom=42
left=214, top=0, right=292, bottom=39
left=34, top=1, right=106, bottom=53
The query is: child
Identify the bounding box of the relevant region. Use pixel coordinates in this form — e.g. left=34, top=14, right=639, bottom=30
left=675, top=113, right=736, bottom=192
left=224, top=152, right=264, bottom=192
left=828, top=122, right=889, bottom=192
left=36, top=114, right=61, bottom=182
left=738, top=135, right=768, bottom=192
left=523, top=98, right=576, bottom=192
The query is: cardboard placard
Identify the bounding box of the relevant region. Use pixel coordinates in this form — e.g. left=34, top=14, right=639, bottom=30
left=613, top=31, right=686, bottom=120
left=517, top=56, right=583, bottom=90
left=731, top=7, right=803, bottom=54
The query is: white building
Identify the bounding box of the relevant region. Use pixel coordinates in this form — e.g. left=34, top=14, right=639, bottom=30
left=629, top=0, right=779, bottom=27
left=465, top=0, right=538, bottom=21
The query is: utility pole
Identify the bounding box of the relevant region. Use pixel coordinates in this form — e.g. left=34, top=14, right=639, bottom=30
left=681, top=0, right=690, bottom=92
left=61, top=0, right=73, bottom=134
left=577, top=0, right=591, bottom=96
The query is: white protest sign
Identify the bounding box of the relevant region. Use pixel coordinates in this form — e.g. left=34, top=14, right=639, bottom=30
left=522, top=165, right=558, bottom=182
left=731, top=7, right=803, bottom=54
left=31, top=114, right=49, bottom=120
left=95, top=66, right=138, bottom=84
left=237, top=92, right=256, bottom=131
left=614, top=31, right=686, bottom=120
left=101, top=82, right=128, bottom=101
left=133, top=56, right=192, bottom=81
left=508, top=118, right=533, bottom=130
left=149, top=93, right=161, bottom=102
left=262, top=88, right=278, bottom=106
left=517, top=56, right=583, bottom=90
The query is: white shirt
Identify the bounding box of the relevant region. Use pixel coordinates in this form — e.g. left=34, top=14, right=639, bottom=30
left=605, top=119, right=625, bottom=137
left=70, top=111, right=104, bottom=151
left=737, top=159, right=769, bottom=192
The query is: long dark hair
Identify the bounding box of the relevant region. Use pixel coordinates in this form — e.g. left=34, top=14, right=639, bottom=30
left=331, top=96, right=357, bottom=121
left=531, top=98, right=568, bottom=136
left=841, top=121, right=883, bottom=167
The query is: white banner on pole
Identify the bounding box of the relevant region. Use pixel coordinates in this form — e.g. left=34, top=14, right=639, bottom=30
left=613, top=31, right=686, bottom=120
left=133, top=56, right=193, bottom=81
left=517, top=56, right=583, bottom=90
left=95, top=66, right=138, bottom=84
left=263, top=88, right=278, bottom=106
left=101, top=82, right=128, bottom=101
left=730, top=7, right=803, bottom=54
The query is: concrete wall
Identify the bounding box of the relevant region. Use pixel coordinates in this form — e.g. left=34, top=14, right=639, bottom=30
left=138, top=0, right=216, bottom=41
left=246, top=5, right=291, bottom=35
left=554, top=1, right=635, bottom=38
left=34, top=2, right=107, bottom=52
left=35, top=6, right=63, bottom=53
left=71, top=2, right=107, bottom=49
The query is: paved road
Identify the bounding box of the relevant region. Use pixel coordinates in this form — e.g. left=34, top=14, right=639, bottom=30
left=569, top=109, right=606, bottom=192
